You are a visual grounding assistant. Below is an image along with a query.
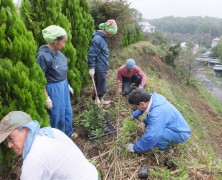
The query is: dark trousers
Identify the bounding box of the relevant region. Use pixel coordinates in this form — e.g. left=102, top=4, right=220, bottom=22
left=93, top=70, right=107, bottom=99
left=122, top=74, right=142, bottom=94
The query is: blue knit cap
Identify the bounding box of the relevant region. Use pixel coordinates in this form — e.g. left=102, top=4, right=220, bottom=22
left=125, top=59, right=136, bottom=69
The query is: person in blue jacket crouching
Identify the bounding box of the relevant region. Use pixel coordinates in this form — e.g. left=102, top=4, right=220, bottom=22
left=126, top=88, right=191, bottom=153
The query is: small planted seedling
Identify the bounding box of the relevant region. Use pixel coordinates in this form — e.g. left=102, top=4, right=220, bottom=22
left=79, top=99, right=116, bottom=140
left=120, top=117, right=136, bottom=144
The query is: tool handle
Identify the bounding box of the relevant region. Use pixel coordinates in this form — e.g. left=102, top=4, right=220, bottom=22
left=91, top=77, right=100, bottom=103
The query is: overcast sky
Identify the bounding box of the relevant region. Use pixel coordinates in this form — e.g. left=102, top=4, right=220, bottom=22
left=128, top=0, right=222, bottom=19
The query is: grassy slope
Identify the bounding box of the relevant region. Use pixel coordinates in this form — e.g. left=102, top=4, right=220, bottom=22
left=76, top=41, right=222, bottom=179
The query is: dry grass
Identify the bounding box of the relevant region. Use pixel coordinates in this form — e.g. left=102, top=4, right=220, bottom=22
left=3, top=41, right=222, bottom=180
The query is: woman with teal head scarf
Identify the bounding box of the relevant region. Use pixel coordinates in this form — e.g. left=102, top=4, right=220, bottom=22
left=36, top=25, right=74, bottom=137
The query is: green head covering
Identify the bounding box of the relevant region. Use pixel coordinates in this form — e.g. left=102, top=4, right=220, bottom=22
left=42, top=25, right=67, bottom=43
left=99, top=19, right=118, bottom=35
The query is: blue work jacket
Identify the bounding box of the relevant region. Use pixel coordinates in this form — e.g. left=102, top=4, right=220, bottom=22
left=133, top=93, right=191, bottom=153
left=87, top=31, right=109, bottom=72
left=36, top=45, right=68, bottom=83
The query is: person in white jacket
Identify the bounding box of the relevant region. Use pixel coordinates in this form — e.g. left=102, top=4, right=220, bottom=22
left=0, top=111, right=98, bottom=180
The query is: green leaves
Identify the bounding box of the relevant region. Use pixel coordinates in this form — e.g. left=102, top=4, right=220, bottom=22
left=119, top=118, right=136, bottom=144
left=79, top=99, right=105, bottom=138
left=0, top=60, right=48, bottom=124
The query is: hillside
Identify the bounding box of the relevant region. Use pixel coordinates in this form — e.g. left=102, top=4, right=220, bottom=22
left=5, top=41, right=222, bottom=179
left=73, top=41, right=222, bottom=179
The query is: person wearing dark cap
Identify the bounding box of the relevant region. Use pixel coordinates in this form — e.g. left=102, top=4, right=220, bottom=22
left=0, top=111, right=98, bottom=180
left=126, top=88, right=191, bottom=153
left=116, top=59, right=147, bottom=96
left=88, top=19, right=118, bottom=104
left=36, top=25, right=75, bottom=138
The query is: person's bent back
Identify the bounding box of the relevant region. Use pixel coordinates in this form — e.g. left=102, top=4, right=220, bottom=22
left=21, top=128, right=97, bottom=179
left=0, top=111, right=98, bottom=180
left=126, top=88, right=191, bottom=153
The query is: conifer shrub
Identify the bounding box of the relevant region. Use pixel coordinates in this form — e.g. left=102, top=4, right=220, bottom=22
left=0, top=59, right=50, bottom=171
left=0, top=59, right=49, bottom=125
left=0, top=0, right=50, bottom=170
left=0, top=0, right=36, bottom=67
left=0, top=0, right=49, bottom=123
left=62, top=0, right=94, bottom=85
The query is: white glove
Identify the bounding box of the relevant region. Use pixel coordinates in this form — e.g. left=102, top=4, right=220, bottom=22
left=138, top=84, right=144, bottom=89
left=126, top=143, right=135, bottom=152
left=46, top=96, right=53, bottom=110
left=68, top=84, right=74, bottom=96
left=89, top=68, right=95, bottom=77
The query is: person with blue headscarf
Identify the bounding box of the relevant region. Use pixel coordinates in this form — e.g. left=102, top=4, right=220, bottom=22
left=0, top=111, right=98, bottom=180
left=36, top=25, right=74, bottom=137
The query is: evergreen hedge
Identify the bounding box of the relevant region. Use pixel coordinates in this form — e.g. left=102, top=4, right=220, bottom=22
left=0, top=0, right=49, bottom=171
left=62, top=0, right=94, bottom=85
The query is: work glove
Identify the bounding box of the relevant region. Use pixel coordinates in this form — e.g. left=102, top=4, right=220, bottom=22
left=68, top=84, right=74, bottom=96
left=89, top=68, right=95, bottom=77
left=138, top=84, right=144, bottom=89
left=132, top=110, right=143, bottom=120
left=46, top=96, right=53, bottom=110
left=126, top=143, right=135, bottom=152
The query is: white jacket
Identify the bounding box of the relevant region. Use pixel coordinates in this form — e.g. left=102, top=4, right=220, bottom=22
left=21, top=128, right=98, bottom=180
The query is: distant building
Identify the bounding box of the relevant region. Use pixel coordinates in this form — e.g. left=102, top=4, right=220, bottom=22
left=208, top=58, right=221, bottom=67
left=211, top=37, right=220, bottom=48
left=192, top=44, right=199, bottom=54
left=140, top=21, right=156, bottom=33
left=201, top=51, right=211, bottom=58
left=180, top=42, right=187, bottom=49
left=180, top=42, right=199, bottom=53
left=214, top=65, right=222, bottom=77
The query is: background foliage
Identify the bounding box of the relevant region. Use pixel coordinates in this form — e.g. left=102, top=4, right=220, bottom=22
left=149, top=16, right=222, bottom=47
left=212, top=36, right=222, bottom=60
left=88, top=0, right=144, bottom=49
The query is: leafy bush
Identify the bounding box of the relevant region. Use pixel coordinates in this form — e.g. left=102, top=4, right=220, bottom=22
left=79, top=99, right=105, bottom=138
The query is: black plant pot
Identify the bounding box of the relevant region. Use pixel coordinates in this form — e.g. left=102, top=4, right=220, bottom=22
left=88, top=120, right=116, bottom=140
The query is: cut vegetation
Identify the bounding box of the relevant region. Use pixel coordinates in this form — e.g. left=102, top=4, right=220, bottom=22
left=74, top=41, right=222, bottom=179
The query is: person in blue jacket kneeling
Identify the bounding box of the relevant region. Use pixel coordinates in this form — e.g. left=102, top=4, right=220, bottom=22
left=126, top=88, right=191, bottom=153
